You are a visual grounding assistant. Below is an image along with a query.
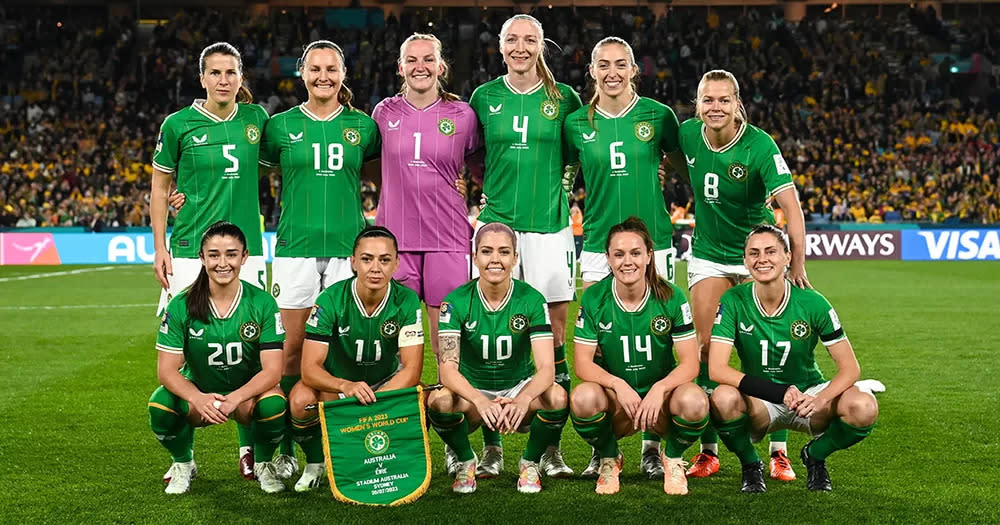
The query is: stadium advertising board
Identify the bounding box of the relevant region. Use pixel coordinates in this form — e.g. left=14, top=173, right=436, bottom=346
left=901, top=229, right=1000, bottom=260
left=0, top=232, right=278, bottom=265
left=676, top=230, right=902, bottom=260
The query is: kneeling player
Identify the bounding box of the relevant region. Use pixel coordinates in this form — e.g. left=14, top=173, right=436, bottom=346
left=149, top=222, right=287, bottom=494
left=428, top=222, right=569, bottom=494
left=287, top=227, right=424, bottom=492
left=571, top=218, right=707, bottom=495
left=708, top=224, right=878, bottom=493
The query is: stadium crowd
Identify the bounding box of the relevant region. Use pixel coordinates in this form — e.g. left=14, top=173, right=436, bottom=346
left=1, top=5, right=998, bottom=229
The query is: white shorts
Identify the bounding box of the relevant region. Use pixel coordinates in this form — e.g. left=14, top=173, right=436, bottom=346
left=580, top=247, right=677, bottom=284
left=156, top=254, right=267, bottom=315
left=272, top=256, right=353, bottom=309
left=477, top=376, right=533, bottom=432
left=687, top=256, right=750, bottom=289
left=751, top=381, right=831, bottom=443
left=472, top=224, right=576, bottom=303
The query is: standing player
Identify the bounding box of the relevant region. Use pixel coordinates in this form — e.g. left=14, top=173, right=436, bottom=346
left=258, top=40, right=380, bottom=479
left=428, top=223, right=569, bottom=494
left=468, top=13, right=581, bottom=479
left=563, top=37, right=684, bottom=477
left=372, top=33, right=479, bottom=359
left=149, top=221, right=287, bottom=494
left=707, top=225, right=878, bottom=492
left=150, top=42, right=270, bottom=480
left=679, top=70, right=809, bottom=482
left=287, top=227, right=424, bottom=492
left=571, top=217, right=707, bottom=495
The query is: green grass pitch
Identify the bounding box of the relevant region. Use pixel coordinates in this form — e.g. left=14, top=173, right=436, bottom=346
left=0, top=261, right=997, bottom=524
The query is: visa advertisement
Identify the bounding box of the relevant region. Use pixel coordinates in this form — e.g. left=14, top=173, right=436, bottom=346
left=2, top=229, right=998, bottom=265
left=0, top=232, right=278, bottom=265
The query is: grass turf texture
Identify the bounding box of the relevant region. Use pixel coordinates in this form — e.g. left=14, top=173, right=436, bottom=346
left=0, top=261, right=997, bottom=524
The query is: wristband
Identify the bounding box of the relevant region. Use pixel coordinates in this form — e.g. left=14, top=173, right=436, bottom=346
left=738, top=375, right=790, bottom=404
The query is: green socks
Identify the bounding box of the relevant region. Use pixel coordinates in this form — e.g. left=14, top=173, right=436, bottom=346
left=523, top=408, right=569, bottom=462
left=482, top=425, right=503, bottom=448
left=716, top=414, right=760, bottom=465
left=697, top=363, right=720, bottom=446
left=571, top=411, right=619, bottom=459
left=290, top=413, right=325, bottom=463
left=148, top=386, right=194, bottom=463
left=277, top=375, right=300, bottom=456
left=429, top=410, right=474, bottom=462
left=664, top=414, right=709, bottom=458
left=554, top=344, right=571, bottom=392
left=252, top=394, right=287, bottom=463
left=808, top=418, right=874, bottom=460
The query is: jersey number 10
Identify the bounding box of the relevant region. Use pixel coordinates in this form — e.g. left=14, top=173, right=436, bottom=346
left=481, top=335, right=513, bottom=361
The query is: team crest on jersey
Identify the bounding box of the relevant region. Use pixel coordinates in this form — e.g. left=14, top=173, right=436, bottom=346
left=244, top=124, right=261, bottom=144
left=437, top=118, right=456, bottom=136
left=634, top=121, right=655, bottom=142
left=540, top=100, right=559, bottom=120
left=343, top=128, right=361, bottom=146
left=240, top=321, right=260, bottom=342
left=509, top=313, right=528, bottom=333
left=651, top=315, right=671, bottom=336
left=271, top=283, right=280, bottom=298
left=364, top=430, right=390, bottom=455
left=790, top=320, right=811, bottom=340
left=727, top=161, right=748, bottom=182
left=380, top=319, right=400, bottom=338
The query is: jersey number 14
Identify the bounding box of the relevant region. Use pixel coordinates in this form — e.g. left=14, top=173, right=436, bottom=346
left=620, top=335, right=652, bottom=363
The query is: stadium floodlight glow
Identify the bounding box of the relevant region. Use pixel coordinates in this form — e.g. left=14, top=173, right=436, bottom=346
left=950, top=66, right=959, bottom=73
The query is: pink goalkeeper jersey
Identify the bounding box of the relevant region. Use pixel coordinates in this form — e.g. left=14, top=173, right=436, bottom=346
left=372, top=95, right=480, bottom=252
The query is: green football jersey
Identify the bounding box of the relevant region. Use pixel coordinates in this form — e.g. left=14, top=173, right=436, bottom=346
left=678, top=119, right=795, bottom=265
left=469, top=76, right=582, bottom=233
left=564, top=96, right=679, bottom=252
left=260, top=105, right=380, bottom=258
left=303, top=278, right=423, bottom=385
left=438, top=278, right=552, bottom=390
left=574, top=276, right=695, bottom=394
left=710, top=281, right=847, bottom=391
left=152, top=101, right=267, bottom=258
left=156, top=282, right=284, bottom=393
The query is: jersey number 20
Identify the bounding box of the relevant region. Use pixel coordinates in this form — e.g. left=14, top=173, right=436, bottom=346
left=208, top=342, right=243, bottom=366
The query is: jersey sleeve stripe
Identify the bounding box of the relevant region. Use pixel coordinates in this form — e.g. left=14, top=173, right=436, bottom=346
left=671, top=323, right=694, bottom=335
left=529, top=332, right=554, bottom=341
left=304, top=333, right=331, bottom=344
left=710, top=336, right=734, bottom=346
left=151, top=161, right=175, bottom=173
left=573, top=337, right=598, bottom=346
left=820, top=328, right=845, bottom=343
left=439, top=329, right=461, bottom=337
left=769, top=182, right=795, bottom=198
left=260, top=342, right=283, bottom=351
left=821, top=335, right=848, bottom=347
left=258, top=159, right=278, bottom=167
left=672, top=332, right=697, bottom=343
left=156, top=344, right=183, bottom=354
left=527, top=324, right=552, bottom=335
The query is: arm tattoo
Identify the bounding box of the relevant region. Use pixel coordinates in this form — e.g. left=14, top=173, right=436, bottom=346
left=439, top=335, right=461, bottom=366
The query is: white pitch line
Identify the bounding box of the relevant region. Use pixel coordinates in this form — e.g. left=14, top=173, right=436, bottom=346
left=0, top=303, right=156, bottom=311
left=0, top=266, right=116, bottom=282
